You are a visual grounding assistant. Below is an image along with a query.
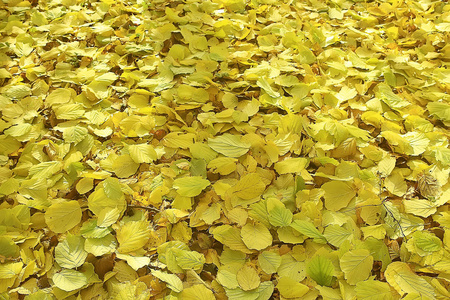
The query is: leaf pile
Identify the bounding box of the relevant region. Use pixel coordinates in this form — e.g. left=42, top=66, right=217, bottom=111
left=1, top=0, right=450, bottom=299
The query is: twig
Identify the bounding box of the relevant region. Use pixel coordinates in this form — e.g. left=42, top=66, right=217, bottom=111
left=128, top=204, right=160, bottom=213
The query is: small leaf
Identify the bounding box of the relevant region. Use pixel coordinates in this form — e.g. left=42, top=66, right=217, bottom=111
left=413, top=231, right=441, bottom=252
left=267, top=198, right=293, bottom=227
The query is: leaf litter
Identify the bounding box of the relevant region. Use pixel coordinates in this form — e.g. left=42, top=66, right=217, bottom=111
left=0, top=0, right=450, bottom=299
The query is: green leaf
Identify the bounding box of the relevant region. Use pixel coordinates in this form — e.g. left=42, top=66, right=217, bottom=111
left=55, top=234, right=88, bottom=269
left=172, top=248, right=205, bottom=271
left=173, top=176, right=210, bottom=197
left=267, top=198, right=293, bottom=227
left=340, top=249, right=373, bottom=285
left=52, top=269, right=88, bottom=292
left=290, top=220, right=327, bottom=244
left=413, top=231, right=441, bottom=252
left=324, top=224, right=353, bottom=247
left=80, top=219, right=111, bottom=239
left=307, top=256, right=334, bottom=286
left=45, top=200, right=82, bottom=233
left=208, top=134, right=251, bottom=158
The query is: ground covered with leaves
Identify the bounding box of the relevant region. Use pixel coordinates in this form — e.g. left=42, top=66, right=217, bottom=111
left=1, top=0, right=450, bottom=299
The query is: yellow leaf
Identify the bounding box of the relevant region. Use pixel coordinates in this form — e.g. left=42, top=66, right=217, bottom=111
left=207, top=157, right=237, bottom=175
left=241, top=222, right=272, bottom=250
left=385, top=172, right=407, bottom=197
left=340, top=249, right=373, bottom=285
left=233, top=173, right=266, bottom=200
left=173, top=176, right=210, bottom=197
left=116, top=220, right=152, bottom=253
left=276, top=276, right=309, bottom=298
left=274, top=157, right=309, bottom=174
left=112, top=154, right=139, bottom=178
left=179, top=284, right=215, bottom=300
left=322, top=181, right=356, bottom=211
left=45, top=201, right=82, bottom=233
left=208, top=134, right=251, bottom=158
left=236, top=264, right=260, bottom=291
left=384, top=262, right=435, bottom=299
